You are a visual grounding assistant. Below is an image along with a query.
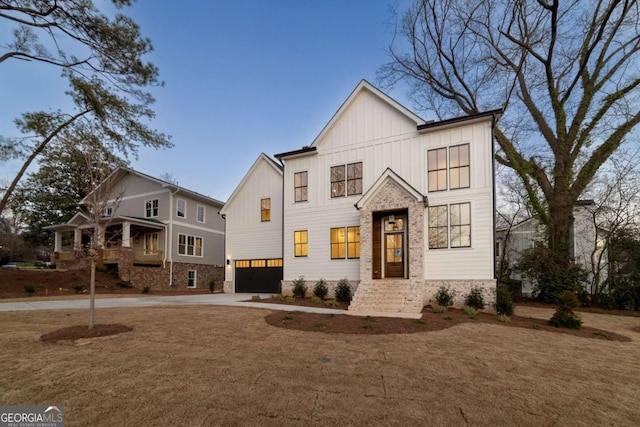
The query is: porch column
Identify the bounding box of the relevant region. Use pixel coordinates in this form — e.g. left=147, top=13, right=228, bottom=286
left=73, top=229, right=82, bottom=250
left=122, top=222, right=131, bottom=248
left=54, top=231, right=62, bottom=253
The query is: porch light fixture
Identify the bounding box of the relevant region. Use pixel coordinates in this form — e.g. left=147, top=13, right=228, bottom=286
left=388, top=215, right=395, bottom=225
left=226, top=259, right=230, bottom=265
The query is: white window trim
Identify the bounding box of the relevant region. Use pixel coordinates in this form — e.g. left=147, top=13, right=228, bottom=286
left=177, top=233, right=204, bottom=258
left=176, top=198, right=187, bottom=218
left=145, top=199, right=159, bottom=218
left=102, top=207, right=113, bottom=218
left=187, top=270, right=197, bottom=288
left=196, top=204, right=206, bottom=223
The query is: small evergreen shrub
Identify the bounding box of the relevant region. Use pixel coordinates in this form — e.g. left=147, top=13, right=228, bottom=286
left=313, top=278, right=329, bottom=299
left=71, top=283, right=85, bottom=294
left=463, top=307, right=479, bottom=319
left=141, top=285, right=150, bottom=294
left=208, top=278, right=216, bottom=293
left=335, top=278, right=352, bottom=302
left=435, top=285, right=456, bottom=307
left=286, top=296, right=296, bottom=304
left=251, top=295, right=261, bottom=301
left=272, top=294, right=285, bottom=300
left=325, top=299, right=339, bottom=307
left=310, top=296, right=322, bottom=304
left=496, top=283, right=514, bottom=316
left=292, top=276, right=307, bottom=298
left=497, top=314, right=511, bottom=323
left=548, top=291, right=582, bottom=330
left=432, top=305, right=447, bottom=313
left=24, top=284, right=36, bottom=296
left=464, top=286, right=485, bottom=310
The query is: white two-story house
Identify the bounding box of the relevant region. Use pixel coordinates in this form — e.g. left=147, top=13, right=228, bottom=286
left=47, top=167, right=225, bottom=289
left=222, top=80, right=500, bottom=315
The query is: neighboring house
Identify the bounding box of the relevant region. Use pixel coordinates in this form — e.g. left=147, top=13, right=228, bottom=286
left=222, top=80, right=501, bottom=315
left=46, top=167, right=225, bottom=289
left=496, top=200, right=608, bottom=295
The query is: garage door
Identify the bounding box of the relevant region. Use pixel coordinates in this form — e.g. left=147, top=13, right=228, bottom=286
left=235, top=259, right=283, bottom=293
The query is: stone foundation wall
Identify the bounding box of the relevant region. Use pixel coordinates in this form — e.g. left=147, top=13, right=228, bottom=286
left=280, top=279, right=360, bottom=299
left=223, top=281, right=233, bottom=293
left=129, top=263, right=224, bottom=290
left=423, top=280, right=496, bottom=311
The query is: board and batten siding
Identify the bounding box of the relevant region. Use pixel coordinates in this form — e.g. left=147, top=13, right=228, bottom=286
left=222, top=156, right=283, bottom=283
left=283, top=104, right=495, bottom=282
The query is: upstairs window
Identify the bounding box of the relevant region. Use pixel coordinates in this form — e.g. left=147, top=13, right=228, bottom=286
left=294, top=171, right=308, bottom=202
left=450, top=203, right=471, bottom=247
left=145, top=199, right=159, bottom=218
left=449, top=144, right=470, bottom=189
left=176, top=199, right=186, bottom=218
left=261, top=198, right=271, bottom=222
left=331, top=162, right=362, bottom=198
left=197, top=205, right=206, bottom=223
left=102, top=207, right=113, bottom=218
left=427, top=148, right=447, bottom=192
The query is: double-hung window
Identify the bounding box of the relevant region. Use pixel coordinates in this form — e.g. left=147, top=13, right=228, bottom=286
left=197, top=205, right=205, bottom=223
left=176, top=199, right=186, bottom=218
left=330, top=226, right=360, bottom=259
left=294, top=172, right=308, bottom=202
left=294, top=230, right=308, bottom=257
left=178, top=233, right=203, bottom=257
left=145, top=199, right=159, bottom=218
left=427, top=144, right=470, bottom=191
left=261, top=198, right=271, bottom=222
left=428, top=203, right=471, bottom=249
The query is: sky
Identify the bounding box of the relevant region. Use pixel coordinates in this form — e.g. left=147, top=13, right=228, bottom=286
left=0, top=0, right=424, bottom=202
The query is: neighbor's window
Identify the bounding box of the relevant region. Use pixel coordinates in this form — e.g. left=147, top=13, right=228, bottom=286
left=294, top=171, right=308, bottom=202
left=145, top=199, right=159, bottom=218
left=178, top=233, right=203, bottom=257
left=197, top=205, right=205, bottom=223
left=450, top=202, right=471, bottom=248
left=449, top=144, right=470, bottom=189
left=176, top=199, right=186, bottom=218
left=187, top=270, right=197, bottom=288
left=428, top=205, right=448, bottom=249
left=261, top=198, right=271, bottom=222
left=102, top=206, right=113, bottom=217
left=294, top=230, right=308, bottom=257
left=331, top=162, right=362, bottom=198
left=428, top=148, right=447, bottom=192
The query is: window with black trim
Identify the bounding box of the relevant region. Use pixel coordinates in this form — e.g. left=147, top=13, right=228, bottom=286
left=450, top=203, right=471, bottom=247
left=428, top=205, right=448, bottom=249
left=294, top=230, right=308, bottom=257
left=331, top=162, right=362, bottom=198
left=449, top=144, right=470, bottom=189
left=261, top=198, right=271, bottom=222
left=330, top=226, right=360, bottom=259
left=294, top=172, right=308, bottom=202
left=428, top=148, right=447, bottom=192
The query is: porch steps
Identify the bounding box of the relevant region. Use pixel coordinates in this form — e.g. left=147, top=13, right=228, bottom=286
left=348, top=279, right=424, bottom=317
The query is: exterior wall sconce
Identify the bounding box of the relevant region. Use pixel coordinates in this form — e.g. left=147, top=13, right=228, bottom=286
left=226, top=259, right=231, bottom=265
left=388, top=214, right=396, bottom=225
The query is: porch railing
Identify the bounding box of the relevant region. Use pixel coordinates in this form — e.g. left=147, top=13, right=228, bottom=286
left=133, top=249, right=163, bottom=265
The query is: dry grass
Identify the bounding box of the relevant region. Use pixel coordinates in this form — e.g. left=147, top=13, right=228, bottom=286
left=1, top=305, right=639, bottom=426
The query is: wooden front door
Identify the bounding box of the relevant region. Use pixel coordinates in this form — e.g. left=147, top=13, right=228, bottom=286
left=385, top=232, right=405, bottom=277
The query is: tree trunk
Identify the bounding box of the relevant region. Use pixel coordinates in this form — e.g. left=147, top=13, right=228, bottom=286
left=89, top=258, right=96, bottom=329
left=547, top=199, right=575, bottom=263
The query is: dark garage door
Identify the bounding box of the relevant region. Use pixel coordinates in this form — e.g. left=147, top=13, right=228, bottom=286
left=235, top=259, right=283, bottom=293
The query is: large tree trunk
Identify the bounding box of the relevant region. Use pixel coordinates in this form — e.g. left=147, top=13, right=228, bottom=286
left=546, top=195, right=576, bottom=262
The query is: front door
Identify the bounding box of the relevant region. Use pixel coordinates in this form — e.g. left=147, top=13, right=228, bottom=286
left=385, top=233, right=404, bottom=277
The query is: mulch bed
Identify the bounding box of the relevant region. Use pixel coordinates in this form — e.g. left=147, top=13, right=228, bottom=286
left=256, top=296, right=350, bottom=310
left=517, top=299, right=640, bottom=317
left=265, top=307, right=631, bottom=341
left=40, top=324, right=133, bottom=343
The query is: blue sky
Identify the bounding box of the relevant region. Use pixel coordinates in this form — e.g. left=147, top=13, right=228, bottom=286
left=1, top=0, right=423, bottom=202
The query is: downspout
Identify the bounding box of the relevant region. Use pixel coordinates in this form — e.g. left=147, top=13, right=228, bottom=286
left=491, top=113, right=498, bottom=283
left=167, top=187, right=179, bottom=287
left=280, top=159, right=285, bottom=294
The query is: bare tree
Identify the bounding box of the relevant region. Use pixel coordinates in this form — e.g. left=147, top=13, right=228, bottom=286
left=380, top=0, right=640, bottom=266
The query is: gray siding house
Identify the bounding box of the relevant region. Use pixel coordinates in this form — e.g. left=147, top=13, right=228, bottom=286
left=47, top=167, right=225, bottom=289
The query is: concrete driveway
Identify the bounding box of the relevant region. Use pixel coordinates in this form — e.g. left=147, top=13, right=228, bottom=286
left=0, top=293, right=345, bottom=314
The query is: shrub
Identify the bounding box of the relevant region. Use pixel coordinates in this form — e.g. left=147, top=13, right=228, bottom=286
left=313, top=278, right=329, bottom=299
left=432, top=305, right=447, bottom=313
left=292, top=276, right=307, bottom=298
left=286, top=296, right=296, bottom=304
left=141, top=286, right=150, bottom=294
left=310, top=296, right=322, bottom=304
left=463, top=307, right=479, bottom=319
left=496, top=283, right=514, bottom=316
left=517, top=247, right=588, bottom=303
left=464, top=286, right=485, bottom=310
left=548, top=291, right=582, bottom=330
left=208, top=278, right=216, bottom=293
left=335, top=278, right=352, bottom=302
left=435, top=285, right=456, bottom=307
left=498, top=314, right=511, bottom=323
left=24, top=284, right=36, bottom=296
left=272, top=294, right=285, bottom=301
left=251, top=295, right=261, bottom=301
left=71, top=283, right=85, bottom=294
left=325, top=299, right=338, bottom=307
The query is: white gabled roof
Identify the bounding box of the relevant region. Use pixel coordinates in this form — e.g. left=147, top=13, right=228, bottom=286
left=355, top=168, right=426, bottom=210
left=310, top=79, right=426, bottom=148
left=220, top=153, right=282, bottom=215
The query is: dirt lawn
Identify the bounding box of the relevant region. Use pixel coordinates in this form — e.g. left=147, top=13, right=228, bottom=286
left=1, top=306, right=639, bottom=426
